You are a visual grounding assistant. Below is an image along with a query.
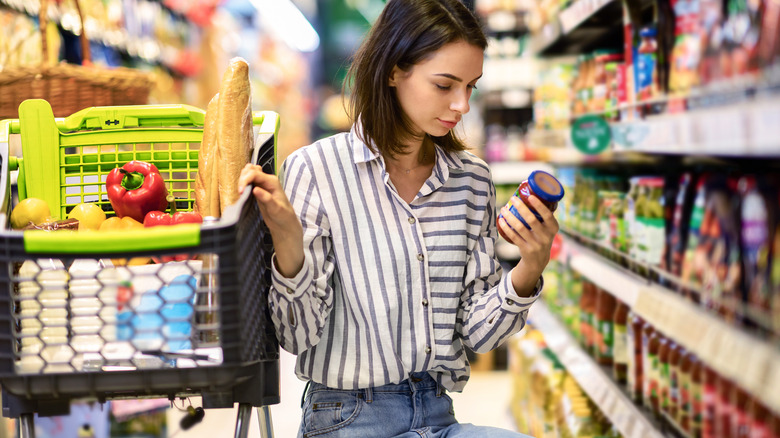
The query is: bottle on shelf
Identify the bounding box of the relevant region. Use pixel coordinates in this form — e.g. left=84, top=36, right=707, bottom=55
left=690, top=354, right=704, bottom=438
left=627, top=311, right=644, bottom=404
left=612, top=300, right=629, bottom=386
left=644, top=323, right=661, bottom=418
left=667, top=342, right=684, bottom=428
left=658, top=336, right=672, bottom=424
left=579, top=280, right=597, bottom=356
left=594, top=286, right=616, bottom=367
left=703, top=365, right=719, bottom=438
left=678, top=350, right=695, bottom=435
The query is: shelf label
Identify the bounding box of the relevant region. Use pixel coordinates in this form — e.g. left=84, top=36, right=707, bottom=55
left=571, top=115, right=612, bottom=154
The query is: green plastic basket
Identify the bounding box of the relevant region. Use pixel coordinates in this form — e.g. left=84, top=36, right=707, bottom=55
left=0, top=99, right=279, bottom=254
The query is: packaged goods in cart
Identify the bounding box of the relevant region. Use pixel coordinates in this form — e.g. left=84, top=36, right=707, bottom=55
left=16, top=259, right=70, bottom=374
left=497, top=170, right=564, bottom=241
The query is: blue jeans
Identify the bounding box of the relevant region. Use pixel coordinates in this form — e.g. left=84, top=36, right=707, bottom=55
left=297, top=372, right=532, bottom=438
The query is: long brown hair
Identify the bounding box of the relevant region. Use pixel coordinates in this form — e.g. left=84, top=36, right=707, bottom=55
left=344, top=0, right=487, bottom=159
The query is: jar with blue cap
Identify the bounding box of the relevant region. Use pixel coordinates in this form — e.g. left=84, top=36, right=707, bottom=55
left=498, top=170, right=564, bottom=241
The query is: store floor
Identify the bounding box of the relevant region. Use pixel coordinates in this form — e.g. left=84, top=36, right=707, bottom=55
left=168, top=349, right=519, bottom=437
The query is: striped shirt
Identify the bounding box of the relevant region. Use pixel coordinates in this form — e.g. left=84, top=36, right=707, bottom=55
left=268, top=127, right=542, bottom=392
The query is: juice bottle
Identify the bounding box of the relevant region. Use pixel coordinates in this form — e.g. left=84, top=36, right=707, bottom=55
left=658, top=337, right=672, bottom=423
left=580, top=281, right=597, bottom=355
left=690, top=355, right=703, bottom=438
left=732, top=387, right=751, bottom=438
left=668, top=343, right=685, bottom=428
left=717, top=377, right=734, bottom=438
left=679, top=349, right=694, bottom=434
left=612, top=300, right=629, bottom=385
left=595, top=287, right=617, bottom=366
left=748, top=401, right=771, bottom=438
left=702, top=365, right=718, bottom=438
left=646, top=328, right=663, bottom=419
left=627, top=312, right=644, bottom=403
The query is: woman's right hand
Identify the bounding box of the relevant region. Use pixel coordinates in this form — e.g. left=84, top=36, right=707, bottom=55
left=238, top=163, right=304, bottom=278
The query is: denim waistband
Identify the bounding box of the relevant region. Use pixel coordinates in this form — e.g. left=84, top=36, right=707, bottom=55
left=303, top=372, right=444, bottom=407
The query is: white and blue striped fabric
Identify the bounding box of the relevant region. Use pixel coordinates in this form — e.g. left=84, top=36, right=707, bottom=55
left=269, top=127, right=542, bottom=393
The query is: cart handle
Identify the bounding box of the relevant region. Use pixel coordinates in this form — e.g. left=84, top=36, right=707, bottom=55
left=23, top=223, right=200, bottom=254
left=4, top=107, right=276, bottom=135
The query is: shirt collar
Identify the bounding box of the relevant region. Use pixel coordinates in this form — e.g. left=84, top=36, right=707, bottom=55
left=348, top=125, right=465, bottom=172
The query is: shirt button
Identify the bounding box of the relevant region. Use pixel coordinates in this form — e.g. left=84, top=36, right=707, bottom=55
left=422, top=299, right=429, bottom=306
left=417, top=254, right=424, bottom=261
left=506, top=299, right=515, bottom=305
left=408, top=217, right=416, bottom=224
left=425, top=346, right=431, bottom=354
left=286, top=287, right=295, bottom=295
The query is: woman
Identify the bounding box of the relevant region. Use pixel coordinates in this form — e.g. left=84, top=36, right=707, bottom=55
left=238, top=0, right=558, bottom=436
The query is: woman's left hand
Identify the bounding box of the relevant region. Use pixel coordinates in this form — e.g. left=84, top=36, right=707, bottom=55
left=497, top=195, right=559, bottom=296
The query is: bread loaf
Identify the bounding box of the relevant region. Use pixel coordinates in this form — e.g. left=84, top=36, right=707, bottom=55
left=194, top=93, right=220, bottom=218
left=217, top=57, right=254, bottom=215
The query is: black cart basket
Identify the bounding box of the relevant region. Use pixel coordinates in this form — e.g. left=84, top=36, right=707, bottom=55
left=0, top=99, right=280, bottom=431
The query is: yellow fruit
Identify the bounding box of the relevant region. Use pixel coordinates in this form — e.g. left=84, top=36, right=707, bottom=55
left=10, top=198, right=51, bottom=229
left=68, top=203, right=107, bottom=231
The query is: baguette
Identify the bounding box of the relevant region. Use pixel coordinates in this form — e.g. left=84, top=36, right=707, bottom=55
left=194, top=93, right=220, bottom=218
left=217, top=57, right=254, bottom=215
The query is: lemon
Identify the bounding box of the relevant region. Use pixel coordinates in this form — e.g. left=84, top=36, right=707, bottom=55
left=68, top=203, right=107, bottom=231
left=10, top=198, right=51, bottom=229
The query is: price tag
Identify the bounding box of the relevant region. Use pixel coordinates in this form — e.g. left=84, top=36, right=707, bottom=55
left=748, top=100, right=780, bottom=154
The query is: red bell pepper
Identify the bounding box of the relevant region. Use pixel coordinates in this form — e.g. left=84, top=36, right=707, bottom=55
left=143, top=211, right=203, bottom=227
left=107, top=161, right=169, bottom=223
left=143, top=210, right=204, bottom=263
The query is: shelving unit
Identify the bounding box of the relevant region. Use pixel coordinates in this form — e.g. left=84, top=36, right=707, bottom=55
left=528, top=300, right=665, bottom=438
left=0, top=0, right=191, bottom=68
left=529, top=0, right=623, bottom=56
left=560, top=230, right=780, bottom=417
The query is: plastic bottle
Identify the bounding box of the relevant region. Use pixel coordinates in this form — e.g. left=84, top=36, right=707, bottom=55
left=690, top=355, right=703, bottom=437
left=579, top=281, right=597, bottom=355
left=627, top=311, right=644, bottom=403
left=594, top=287, right=616, bottom=366
left=658, top=337, right=672, bottom=423
left=612, top=300, right=629, bottom=385
left=668, top=343, right=685, bottom=427
left=679, top=350, right=695, bottom=434
left=702, top=365, right=718, bottom=438
left=645, top=326, right=662, bottom=418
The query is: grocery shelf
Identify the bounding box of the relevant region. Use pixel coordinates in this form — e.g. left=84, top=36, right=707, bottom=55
left=0, top=0, right=183, bottom=67
left=530, top=94, right=780, bottom=159
left=612, top=96, right=780, bottom=157
left=528, top=0, right=623, bottom=56
left=560, top=231, right=780, bottom=416
left=528, top=301, right=665, bottom=438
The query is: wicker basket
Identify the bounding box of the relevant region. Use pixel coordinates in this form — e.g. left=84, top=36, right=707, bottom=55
left=0, top=0, right=153, bottom=119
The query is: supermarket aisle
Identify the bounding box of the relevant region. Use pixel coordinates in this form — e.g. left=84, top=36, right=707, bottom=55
left=169, top=349, right=518, bottom=436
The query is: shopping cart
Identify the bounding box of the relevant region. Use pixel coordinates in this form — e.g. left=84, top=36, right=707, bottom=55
left=0, top=99, right=280, bottom=438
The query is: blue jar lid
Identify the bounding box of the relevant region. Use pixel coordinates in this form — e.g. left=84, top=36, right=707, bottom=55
left=640, top=27, right=657, bottom=38
left=528, top=170, right=564, bottom=203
